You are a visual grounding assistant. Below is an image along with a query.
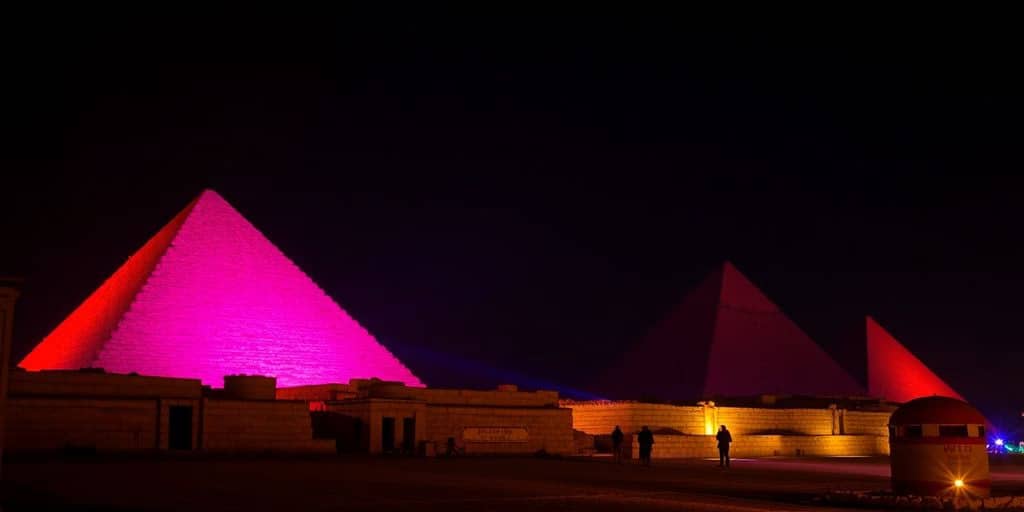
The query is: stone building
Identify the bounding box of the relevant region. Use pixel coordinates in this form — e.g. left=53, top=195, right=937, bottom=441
left=280, top=379, right=574, bottom=456
left=2, top=369, right=575, bottom=457
left=4, top=370, right=333, bottom=454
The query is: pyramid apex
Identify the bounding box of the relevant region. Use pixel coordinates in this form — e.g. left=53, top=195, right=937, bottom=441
left=198, top=188, right=224, bottom=200
left=719, top=260, right=748, bottom=284
left=866, top=317, right=962, bottom=402
left=603, top=260, right=863, bottom=400
left=716, top=260, right=779, bottom=313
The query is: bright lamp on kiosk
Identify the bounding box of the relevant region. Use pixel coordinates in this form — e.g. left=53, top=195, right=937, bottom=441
left=888, top=396, right=990, bottom=498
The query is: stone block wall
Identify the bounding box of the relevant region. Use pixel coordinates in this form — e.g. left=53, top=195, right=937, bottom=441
left=425, top=405, right=573, bottom=455
left=568, top=402, right=844, bottom=437
left=630, top=433, right=890, bottom=459
left=569, top=401, right=891, bottom=458
left=715, top=407, right=835, bottom=435
left=729, top=434, right=889, bottom=457
left=376, top=386, right=560, bottom=408
left=573, top=429, right=596, bottom=456
left=629, top=434, right=718, bottom=459
left=201, top=399, right=333, bottom=453
left=564, top=402, right=706, bottom=435
left=6, top=398, right=158, bottom=452
left=844, top=410, right=891, bottom=436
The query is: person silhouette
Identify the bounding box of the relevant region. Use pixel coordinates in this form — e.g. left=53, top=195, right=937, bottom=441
left=637, top=426, right=654, bottom=466
left=716, top=425, right=733, bottom=468
left=611, top=425, right=624, bottom=463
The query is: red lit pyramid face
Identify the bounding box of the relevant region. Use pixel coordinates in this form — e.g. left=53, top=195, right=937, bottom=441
left=867, top=316, right=961, bottom=403
left=20, top=190, right=423, bottom=388
left=701, top=263, right=863, bottom=398
left=603, top=262, right=863, bottom=401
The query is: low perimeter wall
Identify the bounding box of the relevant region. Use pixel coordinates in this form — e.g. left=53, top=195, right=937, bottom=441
left=6, top=398, right=159, bottom=452
left=5, top=397, right=333, bottom=454
left=567, top=401, right=891, bottom=442
left=569, top=402, right=706, bottom=435
left=628, top=433, right=889, bottom=459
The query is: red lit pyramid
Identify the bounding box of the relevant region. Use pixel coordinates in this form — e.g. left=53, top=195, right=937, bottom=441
left=20, top=190, right=424, bottom=388
left=866, top=316, right=961, bottom=403
left=603, top=262, right=863, bottom=401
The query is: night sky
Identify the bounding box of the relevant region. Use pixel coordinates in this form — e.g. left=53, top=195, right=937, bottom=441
left=3, top=14, right=1022, bottom=430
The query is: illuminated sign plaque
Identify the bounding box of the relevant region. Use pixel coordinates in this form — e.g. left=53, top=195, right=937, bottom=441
left=463, top=427, right=529, bottom=443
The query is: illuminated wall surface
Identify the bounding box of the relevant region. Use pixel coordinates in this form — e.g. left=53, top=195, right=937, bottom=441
left=867, top=316, right=962, bottom=403
left=605, top=262, right=863, bottom=400
left=19, top=190, right=423, bottom=388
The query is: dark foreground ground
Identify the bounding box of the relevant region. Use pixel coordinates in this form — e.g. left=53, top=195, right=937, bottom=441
left=3, top=455, right=1024, bottom=511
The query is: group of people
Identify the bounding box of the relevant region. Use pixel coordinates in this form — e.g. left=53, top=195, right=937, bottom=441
left=610, top=424, right=733, bottom=468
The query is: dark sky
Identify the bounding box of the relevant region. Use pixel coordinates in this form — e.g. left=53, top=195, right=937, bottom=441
left=3, top=13, right=1023, bottom=430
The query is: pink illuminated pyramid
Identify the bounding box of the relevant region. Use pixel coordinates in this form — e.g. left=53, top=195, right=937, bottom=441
left=867, top=316, right=961, bottom=403
left=603, top=262, right=863, bottom=400
left=20, top=190, right=423, bottom=388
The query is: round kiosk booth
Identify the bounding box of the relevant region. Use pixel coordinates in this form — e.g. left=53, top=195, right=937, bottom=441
left=889, top=396, right=990, bottom=497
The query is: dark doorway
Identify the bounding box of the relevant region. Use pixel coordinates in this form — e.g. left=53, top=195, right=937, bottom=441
left=353, top=418, right=363, bottom=452
left=168, top=406, right=193, bottom=450
left=402, top=417, right=416, bottom=454
left=310, top=412, right=365, bottom=453
left=381, top=417, right=395, bottom=453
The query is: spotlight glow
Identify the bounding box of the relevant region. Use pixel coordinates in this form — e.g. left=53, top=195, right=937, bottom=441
left=954, top=479, right=965, bottom=488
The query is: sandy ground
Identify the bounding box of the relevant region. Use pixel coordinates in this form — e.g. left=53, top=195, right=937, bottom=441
left=2, top=455, right=1023, bottom=511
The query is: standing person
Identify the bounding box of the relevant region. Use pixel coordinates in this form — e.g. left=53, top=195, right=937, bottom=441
left=637, top=426, right=654, bottom=466
left=716, top=425, right=733, bottom=468
left=611, top=425, right=624, bottom=464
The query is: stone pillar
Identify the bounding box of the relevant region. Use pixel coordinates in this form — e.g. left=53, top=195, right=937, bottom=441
left=699, top=401, right=718, bottom=436
left=829, top=404, right=847, bottom=435
left=0, top=278, right=22, bottom=478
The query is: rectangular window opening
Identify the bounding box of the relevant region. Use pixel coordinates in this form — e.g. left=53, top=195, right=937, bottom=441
left=939, top=425, right=969, bottom=437
left=903, top=425, right=923, bottom=438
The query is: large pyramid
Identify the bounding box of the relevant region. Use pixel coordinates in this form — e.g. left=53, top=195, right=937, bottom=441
left=20, top=190, right=423, bottom=388
left=602, top=262, right=863, bottom=401
left=866, top=316, right=961, bottom=403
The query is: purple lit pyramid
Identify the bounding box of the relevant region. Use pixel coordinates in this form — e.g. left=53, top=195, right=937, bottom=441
left=601, top=262, right=862, bottom=401
left=21, top=190, right=424, bottom=388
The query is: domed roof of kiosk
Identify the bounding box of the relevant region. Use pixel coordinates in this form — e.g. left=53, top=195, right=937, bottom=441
left=890, top=396, right=986, bottom=425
